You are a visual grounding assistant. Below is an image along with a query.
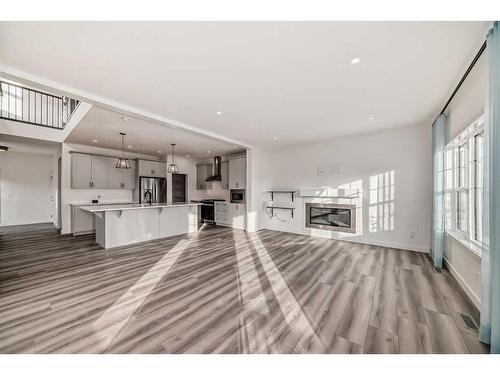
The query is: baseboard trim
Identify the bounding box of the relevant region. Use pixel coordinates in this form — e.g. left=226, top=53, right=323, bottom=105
left=348, top=238, right=429, bottom=253
left=263, top=227, right=429, bottom=253
left=443, top=257, right=481, bottom=309
left=0, top=219, right=53, bottom=227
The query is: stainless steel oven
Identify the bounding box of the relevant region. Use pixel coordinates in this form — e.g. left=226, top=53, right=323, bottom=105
left=230, top=189, right=245, bottom=204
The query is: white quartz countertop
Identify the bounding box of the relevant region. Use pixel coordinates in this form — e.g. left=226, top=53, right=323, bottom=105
left=79, top=202, right=201, bottom=213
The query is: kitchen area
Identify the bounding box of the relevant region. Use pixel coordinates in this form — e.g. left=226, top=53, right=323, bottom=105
left=64, top=107, right=247, bottom=249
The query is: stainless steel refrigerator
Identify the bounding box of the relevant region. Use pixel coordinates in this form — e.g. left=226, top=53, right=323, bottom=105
left=139, top=177, right=167, bottom=204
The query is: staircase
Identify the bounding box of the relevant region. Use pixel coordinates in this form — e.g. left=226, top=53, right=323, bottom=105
left=0, top=80, right=79, bottom=130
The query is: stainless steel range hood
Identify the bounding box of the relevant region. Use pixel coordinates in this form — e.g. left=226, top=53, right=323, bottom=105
left=205, top=156, right=222, bottom=181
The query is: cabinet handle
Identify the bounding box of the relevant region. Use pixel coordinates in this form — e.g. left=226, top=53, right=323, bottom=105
left=236, top=182, right=239, bottom=188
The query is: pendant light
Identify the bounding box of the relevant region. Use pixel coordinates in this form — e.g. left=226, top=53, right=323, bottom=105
left=115, top=132, right=132, bottom=169
left=167, top=143, right=179, bottom=174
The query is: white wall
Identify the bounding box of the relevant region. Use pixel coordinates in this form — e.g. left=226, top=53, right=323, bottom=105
left=247, top=147, right=271, bottom=232
left=253, top=124, right=432, bottom=252
left=0, top=151, right=55, bottom=226
left=60, top=142, right=162, bottom=234
left=442, top=51, right=487, bottom=308
left=0, top=102, right=92, bottom=143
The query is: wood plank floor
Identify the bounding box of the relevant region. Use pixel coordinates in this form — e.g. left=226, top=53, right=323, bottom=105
left=0, top=224, right=489, bottom=353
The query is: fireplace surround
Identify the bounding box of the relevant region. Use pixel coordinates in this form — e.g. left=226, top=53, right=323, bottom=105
left=305, top=203, right=356, bottom=233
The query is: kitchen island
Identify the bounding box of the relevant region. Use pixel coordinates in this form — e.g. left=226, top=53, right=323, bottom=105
left=79, top=203, right=200, bottom=249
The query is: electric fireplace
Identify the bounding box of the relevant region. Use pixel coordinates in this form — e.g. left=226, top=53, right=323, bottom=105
left=305, top=203, right=356, bottom=233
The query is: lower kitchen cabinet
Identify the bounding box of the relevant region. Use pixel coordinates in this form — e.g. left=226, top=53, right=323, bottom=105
left=71, top=205, right=95, bottom=235
left=215, top=202, right=246, bottom=229
left=214, top=202, right=231, bottom=226
left=230, top=203, right=246, bottom=230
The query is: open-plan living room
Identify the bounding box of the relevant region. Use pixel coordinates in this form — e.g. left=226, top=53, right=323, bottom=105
left=1, top=2, right=500, bottom=374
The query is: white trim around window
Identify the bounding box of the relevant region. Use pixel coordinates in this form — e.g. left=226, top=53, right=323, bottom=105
left=444, top=114, right=484, bottom=257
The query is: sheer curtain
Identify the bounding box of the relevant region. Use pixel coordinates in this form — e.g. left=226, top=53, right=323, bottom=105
left=431, top=114, right=447, bottom=269
left=480, top=21, right=500, bottom=354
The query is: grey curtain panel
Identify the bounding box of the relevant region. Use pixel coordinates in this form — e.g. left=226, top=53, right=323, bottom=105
left=480, top=20, right=500, bottom=354
left=431, top=114, right=447, bottom=269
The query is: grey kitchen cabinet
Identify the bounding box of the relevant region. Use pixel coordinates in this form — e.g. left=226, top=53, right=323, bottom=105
left=229, top=157, right=246, bottom=189
left=123, top=162, right=136, bottom=189
left=107, top=158, right=136, bottom=189
left=138, top=160, right=166, bottom=178
left=91, top=156, right=108, bottom=189
left=107, top=158, right=124, bottom=188
left=196, top=163, right=213, bottom=190
left=71, top=153, right=136, bottom=189
left=71, top=153, right=92, bottom=189
left=221, top=160, right=229, bottom=190
left=71, top=205, right=95, bottom=235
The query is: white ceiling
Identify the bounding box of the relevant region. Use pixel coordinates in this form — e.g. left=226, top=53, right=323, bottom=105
left=66, top=106, right=245, bottom=158
left=0, top=22, right=490, bottom=147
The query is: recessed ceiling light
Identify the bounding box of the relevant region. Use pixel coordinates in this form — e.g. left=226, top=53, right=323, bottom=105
left=272, top=137, right=278, bottom=141
left=92, top=139, right=98, bottom=143
left=122, top=116, right=130, bottom=122
left=369, top=117, right=375, bottom=121
left=127, top=145, right=132, bottom=149
left=350, top=57, right=361, bottom=65
left=207, top=150, right=212, bottom=154
left=216, top=111, right=222, bottom=115
left=186, top=154, right=190, bottom=158
left=157, top=150, right=162, bottom=154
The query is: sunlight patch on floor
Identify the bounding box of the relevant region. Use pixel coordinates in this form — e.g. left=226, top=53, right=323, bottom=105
left=240, top=233, right=325, bottom=353
left=91, top=238, right=191, bottom=351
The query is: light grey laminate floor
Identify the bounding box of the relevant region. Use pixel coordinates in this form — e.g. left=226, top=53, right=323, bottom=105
left=0, top=224, right=489, bottom=353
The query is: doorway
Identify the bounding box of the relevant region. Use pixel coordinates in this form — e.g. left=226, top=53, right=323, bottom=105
left=172, top=174, right=187, bottom=203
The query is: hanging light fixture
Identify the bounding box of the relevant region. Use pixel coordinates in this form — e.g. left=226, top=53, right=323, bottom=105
left=167, top=143, right=179, bottom=174
left=115, top=132, right=132, bottom=169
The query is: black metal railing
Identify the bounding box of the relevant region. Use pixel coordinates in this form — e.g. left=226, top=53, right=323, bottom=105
left=0, top=80, right=80, bottom=130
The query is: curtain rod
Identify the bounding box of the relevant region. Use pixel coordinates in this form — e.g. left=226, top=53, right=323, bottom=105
left=440, top=40, right=487, bottom=115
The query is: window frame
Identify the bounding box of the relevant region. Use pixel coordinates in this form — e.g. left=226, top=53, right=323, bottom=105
left=444, top=115, right=484, bottom=257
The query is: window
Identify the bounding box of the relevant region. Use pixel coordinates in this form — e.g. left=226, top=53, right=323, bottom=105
left=444, top=115, right=484, bottom=255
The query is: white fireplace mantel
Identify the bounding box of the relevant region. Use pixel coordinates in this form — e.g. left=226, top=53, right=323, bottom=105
left=298, top=188, right=359, bottom=198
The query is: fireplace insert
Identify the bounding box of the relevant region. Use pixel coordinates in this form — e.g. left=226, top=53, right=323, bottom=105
left=305, top=203, right=356, bottom=233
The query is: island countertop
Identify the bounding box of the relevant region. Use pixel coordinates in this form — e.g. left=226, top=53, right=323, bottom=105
left=79, top=202, right=202, bottom=213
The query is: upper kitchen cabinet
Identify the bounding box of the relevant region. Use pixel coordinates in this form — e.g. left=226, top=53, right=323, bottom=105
left=221, top=160, right=229, bottom=190
left=123, top=162, right=136, bottom=189
left=71, top=153, right=92, bottom=189
left=196, top=163, right=213, bottom=190
left=71, top=152, right=136, bottom=189
left=71, top=153, right=108, bottom=189
left=229, top=156, right=246, bottom=189
left=138, top=159, right=166, bottom=178
left=91, top=156, right=108, bottom=189
left=107, top=158, right=136, bottom=189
